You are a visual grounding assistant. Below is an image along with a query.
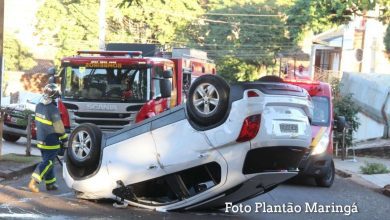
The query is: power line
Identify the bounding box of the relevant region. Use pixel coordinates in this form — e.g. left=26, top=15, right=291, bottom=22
left=201, top=18, right=297, bottom=27
left=146, top=8, right=298, bottom=28
left=204, top=12, right=283, bottom=17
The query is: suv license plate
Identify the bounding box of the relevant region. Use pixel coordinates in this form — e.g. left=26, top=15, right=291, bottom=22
left=280, top=123, right=298, bottom=133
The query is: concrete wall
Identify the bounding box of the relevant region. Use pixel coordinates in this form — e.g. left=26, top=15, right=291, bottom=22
left=353, top=112, right=386, bottom=141
left=341, top=72, right=390, bottom=141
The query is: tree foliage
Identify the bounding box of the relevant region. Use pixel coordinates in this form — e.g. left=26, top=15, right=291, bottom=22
left=177, top=0, right=295, bottom=81
left=35, top=0, right=99, bottom=66
left=35, top=0, right=202, bottom=66
left=105, top=0, right=202, bottom=45
left=385, top=25, right=390, bottom=54
left=4, top=33, right=36, bottom=71
left=287, top=0, right=390, bottom=43
left=331, top=79, right=360, bottom=148
left=36, top=0, right=389, bottom=80
left=215, top=56, right=262, bottom=83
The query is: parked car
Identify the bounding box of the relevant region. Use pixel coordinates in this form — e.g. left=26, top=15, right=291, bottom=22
left=283, top=79, right=345, bottom=187
left=2, top=97, right=39, bottom=142
left=63, top=75, right=313, bottom=211
left=3, top=96, right=70, bottom=142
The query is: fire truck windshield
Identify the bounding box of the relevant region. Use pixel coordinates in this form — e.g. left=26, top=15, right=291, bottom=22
left=61, top=66, right=149, bottom=102
left=312, top=96, right=330, bottom=126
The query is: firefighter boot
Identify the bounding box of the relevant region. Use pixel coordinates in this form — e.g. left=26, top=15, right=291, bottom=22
left=28, top=179, right=40, bottom=193
left=46, top=183, right=59, bottom=191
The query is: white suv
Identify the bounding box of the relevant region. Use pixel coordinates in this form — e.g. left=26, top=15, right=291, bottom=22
left=63, top=75, right=313, bottom=211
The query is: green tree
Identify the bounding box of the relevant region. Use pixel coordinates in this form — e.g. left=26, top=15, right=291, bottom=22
left=331, top=79, right=360, bottom=149
left=179, top=0, right=295, bottom=81
left=385, top=25, right=390, bottom=53
left=35, top=0, right=100, bottom=67
left=105, top=0, right=202, bottom=45
left=4, top=33, right=36, bottom=71
left=35, top=0, right=202, bottom=66
left=216, top=56, right=262, bottom=83
left=287, top=0, right=390, bottom=43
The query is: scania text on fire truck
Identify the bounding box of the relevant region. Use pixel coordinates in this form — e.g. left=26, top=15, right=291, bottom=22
left=50, top=47, right=216, bottom=131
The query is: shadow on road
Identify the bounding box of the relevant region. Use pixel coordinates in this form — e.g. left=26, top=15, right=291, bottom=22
left=285, top=176, right=319, bottom=187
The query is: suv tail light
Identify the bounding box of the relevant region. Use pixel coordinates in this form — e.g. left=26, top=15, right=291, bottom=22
left=58, top=99, right=70, bottom=129
left=236, top=114, right=261, bottom=142
left=247, top=90, right=259, bottom=97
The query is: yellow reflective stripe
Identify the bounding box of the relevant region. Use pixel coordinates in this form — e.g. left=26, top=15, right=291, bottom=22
left=35, top=116, right=53, bottom=125
left=32, top=173, right=42, bottom=182
left=311, top=127, right=327, bottom=147
left=37, top=144, right=60, bottom=150
left=40, top=160, right=53, bottom=179
left=45, top=177, right=56, bottom=184
left=59, top=134, right=68, bottom=140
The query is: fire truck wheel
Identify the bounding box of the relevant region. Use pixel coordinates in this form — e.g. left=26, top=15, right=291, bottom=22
left=187, top=74, right=230, bottom=127
left=315, top=160, right=335, bottom=187
left=67, top=123, right=102, bottom=167
left=2, top=133, right=21, bottom=142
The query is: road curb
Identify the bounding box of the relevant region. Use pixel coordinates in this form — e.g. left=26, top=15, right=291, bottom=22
left=336, top=167, right=390, bottom=198
left=383, top=185, right=390, bottom=197
left=0, top=161, right=39, bottom=181
left=335, top=168, right=352, bottom=178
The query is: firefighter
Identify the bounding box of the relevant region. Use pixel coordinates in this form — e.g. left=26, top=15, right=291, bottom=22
left=28, top=83, right=68, bottom=193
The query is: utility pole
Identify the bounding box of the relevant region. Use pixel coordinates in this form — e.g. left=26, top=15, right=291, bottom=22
left=0, top=0, right=4, bottom=106
left=0, top=0, right=4, bottom=158
left=98, top=0, right=106, bottom=50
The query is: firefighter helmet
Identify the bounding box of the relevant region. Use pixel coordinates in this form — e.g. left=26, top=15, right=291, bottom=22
left=43, top=83, right=61, bottom=99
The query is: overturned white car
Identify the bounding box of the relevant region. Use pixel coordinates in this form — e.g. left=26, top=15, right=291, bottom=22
left=63, top=75, right=313, bottom=211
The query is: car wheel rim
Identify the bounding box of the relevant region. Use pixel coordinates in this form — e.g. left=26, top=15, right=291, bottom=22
left=193, top=83, right=219, bottom=115
left=72, top=131, right=92, bottom=160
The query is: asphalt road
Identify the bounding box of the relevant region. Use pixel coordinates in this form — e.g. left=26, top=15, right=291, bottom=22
left=0, top=162, right=389, bottom=220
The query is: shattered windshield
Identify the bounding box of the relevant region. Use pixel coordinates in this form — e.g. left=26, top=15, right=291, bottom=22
left=61, top=66, right=149, bottom=102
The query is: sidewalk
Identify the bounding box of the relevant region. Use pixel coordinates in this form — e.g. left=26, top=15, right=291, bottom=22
left=334, top=156, right=390, bottom=195
left=1, top=137, right=40, bottom=156
left=0, top=138, right=41, bottom=181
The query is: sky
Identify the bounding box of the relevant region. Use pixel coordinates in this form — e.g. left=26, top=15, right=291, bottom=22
left=4, top=0, right=54, bottom=59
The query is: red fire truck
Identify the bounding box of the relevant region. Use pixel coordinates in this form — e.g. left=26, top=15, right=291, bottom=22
left=283, top=79, right=345, bottom=187
left=54, top=47, right=215, bottom=131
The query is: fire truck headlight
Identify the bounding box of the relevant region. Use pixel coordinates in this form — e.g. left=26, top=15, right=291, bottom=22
left=311, top=133, right=330, bottom=155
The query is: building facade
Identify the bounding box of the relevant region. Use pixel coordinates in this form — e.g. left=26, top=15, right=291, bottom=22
left=309, top=10, right=390, bottom=81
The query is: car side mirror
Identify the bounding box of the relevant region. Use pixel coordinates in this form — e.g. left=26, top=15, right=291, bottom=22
left=160, top=79, right=172, bottom=98
left=335, top=116, right=346, bottom=132
left=163, top=70, right=173, bottom=78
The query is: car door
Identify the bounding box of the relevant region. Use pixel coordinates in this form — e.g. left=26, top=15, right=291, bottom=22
left=104, top=122, right=164, bottom=185
left=150, top=109, right=220, bottom=175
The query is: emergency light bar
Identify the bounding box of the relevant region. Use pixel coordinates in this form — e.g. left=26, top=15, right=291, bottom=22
left=283, top=78, right=320, bottom=85
left=77, top=50, right=143, bottom=57
left=283, top=78, right=322, bottom=96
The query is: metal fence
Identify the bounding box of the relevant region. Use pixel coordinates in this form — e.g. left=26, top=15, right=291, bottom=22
left=314, top=67, right=342, bottom=83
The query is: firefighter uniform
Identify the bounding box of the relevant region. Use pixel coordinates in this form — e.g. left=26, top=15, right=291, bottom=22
left=28, top=87, right=67, bottom=192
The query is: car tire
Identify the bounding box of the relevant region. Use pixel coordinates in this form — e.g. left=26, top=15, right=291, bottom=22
left=186, top=75, right=230, bottom=127
left=67, top=123, right=102, bottom=167
left=315, top=160, right=335, bottom=187
left=3, top=133, right=21, bottom=142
